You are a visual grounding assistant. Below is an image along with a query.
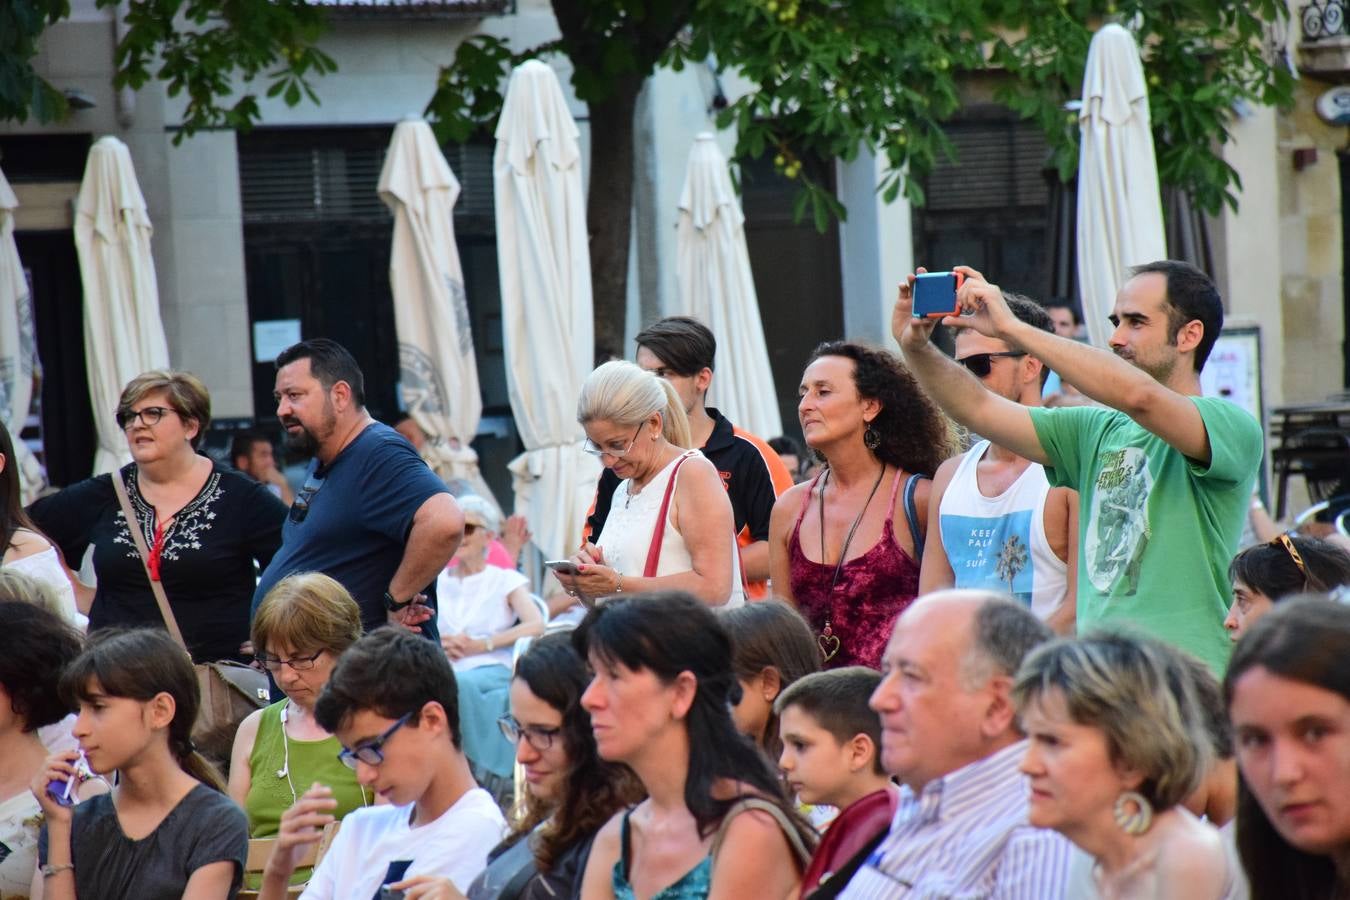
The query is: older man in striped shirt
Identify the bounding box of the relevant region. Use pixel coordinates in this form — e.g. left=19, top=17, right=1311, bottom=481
left=839, top=590, right=1073, bottom=899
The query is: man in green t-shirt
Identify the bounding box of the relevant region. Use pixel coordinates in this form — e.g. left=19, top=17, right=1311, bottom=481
left=891, top=261, right=1261, bottom=675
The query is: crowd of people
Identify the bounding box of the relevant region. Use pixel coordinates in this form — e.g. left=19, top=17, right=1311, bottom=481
left=2, top=259, right=1350, bottom=899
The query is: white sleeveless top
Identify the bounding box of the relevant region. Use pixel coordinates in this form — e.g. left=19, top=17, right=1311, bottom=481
left=596, top=450, right=744, bottom=607
left=937, top=440, right=1067, bottom=621
left=6, top=545, right=86, bottom=628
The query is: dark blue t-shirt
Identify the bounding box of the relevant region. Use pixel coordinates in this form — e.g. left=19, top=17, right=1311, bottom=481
left=252, top=421, right=450, bottom=637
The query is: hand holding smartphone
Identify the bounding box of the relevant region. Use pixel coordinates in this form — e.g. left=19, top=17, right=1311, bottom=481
left=911, top=271, right=965, bottom=319
left=544, top=559, right=581, bottom=577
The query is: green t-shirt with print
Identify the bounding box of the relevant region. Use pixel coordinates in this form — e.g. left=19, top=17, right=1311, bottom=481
left=1028, top=397, right=1262, bottom=675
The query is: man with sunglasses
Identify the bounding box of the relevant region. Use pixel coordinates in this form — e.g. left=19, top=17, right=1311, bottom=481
left=252, top=339, right=464, bottom=641
left=918, top=296, right=1078, bottom=635
left=894, top=261, right=1261, bottom=676
left=260, top=628, right=506, bottom=899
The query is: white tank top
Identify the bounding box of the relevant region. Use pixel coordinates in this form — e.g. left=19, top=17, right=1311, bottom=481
left=938, top=440, right=1067, bottom=621
left=596, top=450, right=744, bottom=607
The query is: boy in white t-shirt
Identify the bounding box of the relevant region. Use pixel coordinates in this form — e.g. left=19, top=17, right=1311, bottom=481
left=259, top=628, right=507, bottom=900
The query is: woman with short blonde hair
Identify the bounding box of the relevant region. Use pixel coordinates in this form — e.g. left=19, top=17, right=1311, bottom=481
left=1015, top=632, right=1234, bottom=899
left=227, top=573, right=368, bottom=886
left=559, top=361, right=742, bottom=607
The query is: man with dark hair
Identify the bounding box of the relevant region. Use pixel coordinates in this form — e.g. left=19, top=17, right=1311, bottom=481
left=581, top=316, right=793, bottom=600
left=230, top=430, right=294, bottom=504
left=920, top=295, right=1078, bottom=634
left=253, top=338, right=464, bottom=638
left=894, top=262, right=1261, bottom=676
left=260, top=629, right=505, bottom=898
left=1042, top=299, right=1084, bottom=340
left=839, top=590, right=1070, bottom=898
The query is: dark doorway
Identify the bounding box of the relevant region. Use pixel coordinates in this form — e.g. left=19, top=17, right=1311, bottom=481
left=741, top=154, right=845, bottom=442
left=16, top=230, right=96, bottom=487
left=1341, top=150, right=1350, bottom=388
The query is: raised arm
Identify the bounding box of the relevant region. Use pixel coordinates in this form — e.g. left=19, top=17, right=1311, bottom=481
left=892, top=276, right=1050, bottom=466
left=949, top=266, right=1214, bottom=465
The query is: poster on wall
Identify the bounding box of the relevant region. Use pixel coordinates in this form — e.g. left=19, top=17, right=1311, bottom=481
left=1200, top=324, right=1262, bottom=425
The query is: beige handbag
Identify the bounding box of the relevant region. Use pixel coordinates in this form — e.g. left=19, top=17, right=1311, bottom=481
left=111, top=470, right=271, bottom=755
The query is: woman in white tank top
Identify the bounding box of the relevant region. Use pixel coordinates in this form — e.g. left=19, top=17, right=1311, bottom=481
left=556, top=361, right=744, bottom=607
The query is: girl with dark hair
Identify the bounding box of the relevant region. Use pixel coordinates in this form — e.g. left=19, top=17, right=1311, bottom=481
left=769, top=341, right=958, bottom=668
left=31, top=628, right=248, bottom=899
left=1224, top=536, right=1350, bottom=641
left=466, top=632, right=644, bottom=899
left=0, top=601, right=85, bottom=897
left=1224, top=597, right=1350, bottom=900
left=0, top=421, right=80, bottom=626
left=720, top=600, right=822, bottom=761
left=575, top=592, right=815, bottom=900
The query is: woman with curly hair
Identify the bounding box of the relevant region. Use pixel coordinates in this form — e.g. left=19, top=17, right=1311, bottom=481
left=769, top=341, right=957, bottom=669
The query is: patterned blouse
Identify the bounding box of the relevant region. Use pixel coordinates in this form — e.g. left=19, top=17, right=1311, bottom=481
left=30, top=460, right=286, bottom=662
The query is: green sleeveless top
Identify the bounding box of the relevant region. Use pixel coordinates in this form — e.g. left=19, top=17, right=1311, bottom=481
left=244, top=699, right=371, bottom=886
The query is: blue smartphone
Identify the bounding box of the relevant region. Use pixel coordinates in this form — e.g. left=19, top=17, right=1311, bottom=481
left=912, top=271, right=965, bottom=319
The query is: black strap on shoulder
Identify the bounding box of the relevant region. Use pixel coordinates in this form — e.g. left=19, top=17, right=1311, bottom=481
left=902, top=473, right=928, bottom=560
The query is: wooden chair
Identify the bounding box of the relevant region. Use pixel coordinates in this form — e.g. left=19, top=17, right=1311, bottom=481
left=236, top=820, right=340, bottom=900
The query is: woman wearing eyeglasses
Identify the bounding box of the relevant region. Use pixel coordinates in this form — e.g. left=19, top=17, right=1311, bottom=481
left=227, top=572, right=369, bottom=887
left=1224, top=535, right=1350, bottom=641
left=558, top=360, right=743, bottom=607
left=768, top=341, right=957, bottom=669
left=436, top=495, right=545, bottom=803
left=464, top=632, right=644, bottom=899
left=29, top=371, right=287, bottom=663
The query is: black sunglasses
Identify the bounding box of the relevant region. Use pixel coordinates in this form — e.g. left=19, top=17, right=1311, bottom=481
left=289, top=472, right=326, bottom=524
left=957, top=351, right=1027, bottom=378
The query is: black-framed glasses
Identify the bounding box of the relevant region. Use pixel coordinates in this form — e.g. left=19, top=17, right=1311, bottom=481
left=497, top=715, right=562, bottom=752
left=582, top=426, right=644, bottom=459
left=956, top=351, right=1027, bottom=378
left=256, top=649, right=324, bottom=673
left=337, top=712, right=413, bottom=769
left=116, top=406, right=179, bottom=430
left=289, top=472, right=326, bottom=524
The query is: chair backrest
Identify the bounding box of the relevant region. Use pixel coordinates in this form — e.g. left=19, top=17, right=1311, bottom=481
left=238, top=821, right=341, bottom=898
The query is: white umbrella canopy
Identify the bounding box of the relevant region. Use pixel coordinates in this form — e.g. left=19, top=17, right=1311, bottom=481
left=378, top=118, right=499, bottom=508
left=494, top=60, right=600, bottom=561
left=676, top=133, right=782, bottom=439
left=75, top=136, right=170, bottom=475
left=1075, top=22, right=1167, bottom=348
left=0, top=168, right=46, bottom=501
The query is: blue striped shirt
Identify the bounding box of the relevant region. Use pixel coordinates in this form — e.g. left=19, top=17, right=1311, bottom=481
left=838, top=740, right=1073, bottom=899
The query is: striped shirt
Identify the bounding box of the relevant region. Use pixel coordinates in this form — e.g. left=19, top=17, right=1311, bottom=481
left=839, top=740, right=1073, bottom=899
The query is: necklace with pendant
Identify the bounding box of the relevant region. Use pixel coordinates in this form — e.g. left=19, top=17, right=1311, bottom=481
left=816, top=464, right=887, bottom=662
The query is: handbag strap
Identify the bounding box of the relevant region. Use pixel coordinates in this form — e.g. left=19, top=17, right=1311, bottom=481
left=902, top=473, right=928, bottom=561
left=642, top=452, right=695, bottom=578
left=111, top=469, right=189, bottom=652
left=710, top=797, right=813, bottom=871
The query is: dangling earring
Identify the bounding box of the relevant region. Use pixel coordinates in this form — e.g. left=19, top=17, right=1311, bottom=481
left=863, top=423, right=881, bottom=451
left=1112, top=790, right=1153, bottom=835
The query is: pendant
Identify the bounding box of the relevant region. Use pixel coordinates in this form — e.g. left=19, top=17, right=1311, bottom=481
left=818, top=623, right=841, bottom=662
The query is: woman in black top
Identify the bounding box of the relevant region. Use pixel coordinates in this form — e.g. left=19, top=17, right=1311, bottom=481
left=29, top=371, right=286, bottom=662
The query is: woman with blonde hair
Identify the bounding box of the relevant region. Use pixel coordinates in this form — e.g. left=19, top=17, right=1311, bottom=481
left=227, top=572, right=367, bottom=886
left=29, top=370, right=287, bottom=662
left=1015, top=631, right=1234, bottom=899
left=558, top=360, right=742, bottom=607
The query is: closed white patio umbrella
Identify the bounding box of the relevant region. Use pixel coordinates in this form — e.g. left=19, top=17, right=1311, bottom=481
left=675, top=133, right=782, bottom=439
left=75, top=136, right=169, bottom=474
left=494, top=60, right=600, bottom=561
left=379, top=117, right=498, bottom=507
left=1076, top=23, right=1167, bottom=347
left=0, top=168, right=45, bottom=501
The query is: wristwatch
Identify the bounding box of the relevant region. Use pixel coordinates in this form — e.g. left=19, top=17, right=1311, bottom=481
left=383, top=591, right=414, bottom=613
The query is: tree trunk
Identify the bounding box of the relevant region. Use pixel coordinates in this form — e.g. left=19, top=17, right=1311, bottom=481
left=585, top=79, right=642, bottom=365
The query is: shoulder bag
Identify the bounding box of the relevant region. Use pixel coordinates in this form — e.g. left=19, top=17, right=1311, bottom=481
left=111, top=470, right=270, bottom=756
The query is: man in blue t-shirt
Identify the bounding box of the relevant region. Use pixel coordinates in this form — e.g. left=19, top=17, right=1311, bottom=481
left=252, top=339, right=463, bottom=638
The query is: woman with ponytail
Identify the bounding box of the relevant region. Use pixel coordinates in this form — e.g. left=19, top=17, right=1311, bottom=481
left=30, top=628, right=248, bottom=899
left=559, top=360, right=743, bottom=607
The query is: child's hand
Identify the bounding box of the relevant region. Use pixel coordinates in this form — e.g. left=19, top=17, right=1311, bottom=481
left=30, top=750, right=83, bottom=826
left=388, top=875, right=467, bottom=899
left=267, top=783, right=337, bottom=877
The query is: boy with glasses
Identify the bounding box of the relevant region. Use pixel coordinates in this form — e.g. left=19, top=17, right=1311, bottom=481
left=259, top=628, right=505, bottom=899
left=919, top=295, right=1078, bottom=634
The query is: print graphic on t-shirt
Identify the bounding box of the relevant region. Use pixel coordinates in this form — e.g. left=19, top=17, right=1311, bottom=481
left=941, top=510, right=1036, bottom=606
left=1086, top=447, right=1152, bottom=595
